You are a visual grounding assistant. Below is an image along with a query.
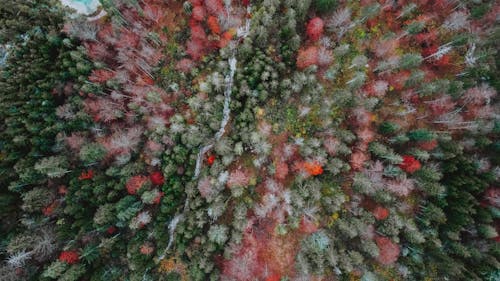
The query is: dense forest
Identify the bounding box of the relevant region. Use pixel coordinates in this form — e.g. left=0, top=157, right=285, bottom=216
left=0, top=0, right=498, bottom=280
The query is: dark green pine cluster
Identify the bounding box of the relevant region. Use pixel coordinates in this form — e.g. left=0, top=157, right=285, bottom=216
left=0, top=1, right=92, bottom=279
left=402, top=140, right=499, bottom=280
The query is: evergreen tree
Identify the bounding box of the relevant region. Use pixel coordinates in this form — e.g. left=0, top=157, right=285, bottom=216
left=406, top=140, right=499, bottom=280
left=0, top=0, right=90, bottom=270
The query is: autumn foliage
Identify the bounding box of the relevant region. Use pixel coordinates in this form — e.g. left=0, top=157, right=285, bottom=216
left=126, top=175, right=149, bottom=195
left=306, top=17, right=324, bottom=41
left=372, top=206, right=390, bottom=220
left=399, top=155, right=421, bottom=173
left=150, top=171, right=165, bottom=185
left=296, top=46, right=318, bottom=69
left=59, top=250, right=79, bottom=264
left=303, top=161, right=324, bottom=176
left=2, top=0, right=498, bottom=280
left=375, top=236, right=400, bottom=265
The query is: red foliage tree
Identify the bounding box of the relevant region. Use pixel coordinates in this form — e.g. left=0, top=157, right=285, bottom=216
left=190, top=24, right=208, bottom=42
left=375, top=236, right=400, bottom=265
left=299, top=215, right=319, bottom=234
left=372, top=206, right=390, bottom=220
left=274, top=161, right=289, bottom=180
left=352, top=107, right=373, bottom=127
left=221, top=235, right=261, bottom=280
left=186, top=39, right=206, bottom=61
left=483, top=187, right=500, bottom=208
left=207, top=16, right=221, bottom=34
left=42, top=201, right=58, bottom=216
left=140, top=244, right=155, bottom=255
left=303, top=161, right=324, bottom=176
left=65, top=133, right=85, bottom=151
left=84, top=97, right=124, bottom=123
left=296, top=46, right=318, bottom=69
left=150, top=171, right=165, bottom=185
left=433, top=54, right=451, bottom=67
left=192, top=5, right=206, bottom=21
left=84, top=42, right=112, bottom=61
left=418, top=139, right=438, bottom=151
left=152, top=191, right=164, bottom=204
left=306, top=17, right=324, bottom=41
left=96, top=24, right=117, bottom=45
left=89, top=69, right=115, bottom=83
left=107, top=226, right=117, bottom=234
left=205, top=0, right=224, bottom=16
left=79, top=170, right=94, bottom=180
left=356, top=127, right=375, bottom=145
left=126, top=175, right=149, bottom=194
left=143, top=3, right=162, bottom=23
left=350, top=151, right=368, bottom=171
left=227, top=169, right=251, bottom=188
left=176, top=58, right=195, bottom=72
left=265, top=274, right=281, bottom=281
left=367, top=80, right=389, bottom=97
left=207, top=154, right=216, bottom=165
left=58, top=185, right=68, bottom=195
left=116, top=29, right=140, bottom=48
left=59, top=250, right=80, bottom=264
left=218, top=30, right=234, bottom=48
left=399, top=155, right=421, bottom=173
left=190, top=0, right=203, bottom=6
left=428, top=95, right=455, bottom=116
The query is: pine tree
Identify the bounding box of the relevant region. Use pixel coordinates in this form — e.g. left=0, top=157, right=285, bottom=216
left=0, top=1, right=91, bottom=271
left=313, top=0, right=337, bottom=13
left=399, top=53, right=423, bottom=70
left=378, top=121, right=400, bottom=135
left=407, top=140, right=499, bottom=279
left=0, top=0, right=66, bottom=43
left=407, top=129, right=436, bottom=142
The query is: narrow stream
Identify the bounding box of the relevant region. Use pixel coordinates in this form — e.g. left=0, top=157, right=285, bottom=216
left=0, top=45, right=9, bottom=67
left=193, top=5, right=252, bottom=179
left=160, top=5, right=252, bottom=259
